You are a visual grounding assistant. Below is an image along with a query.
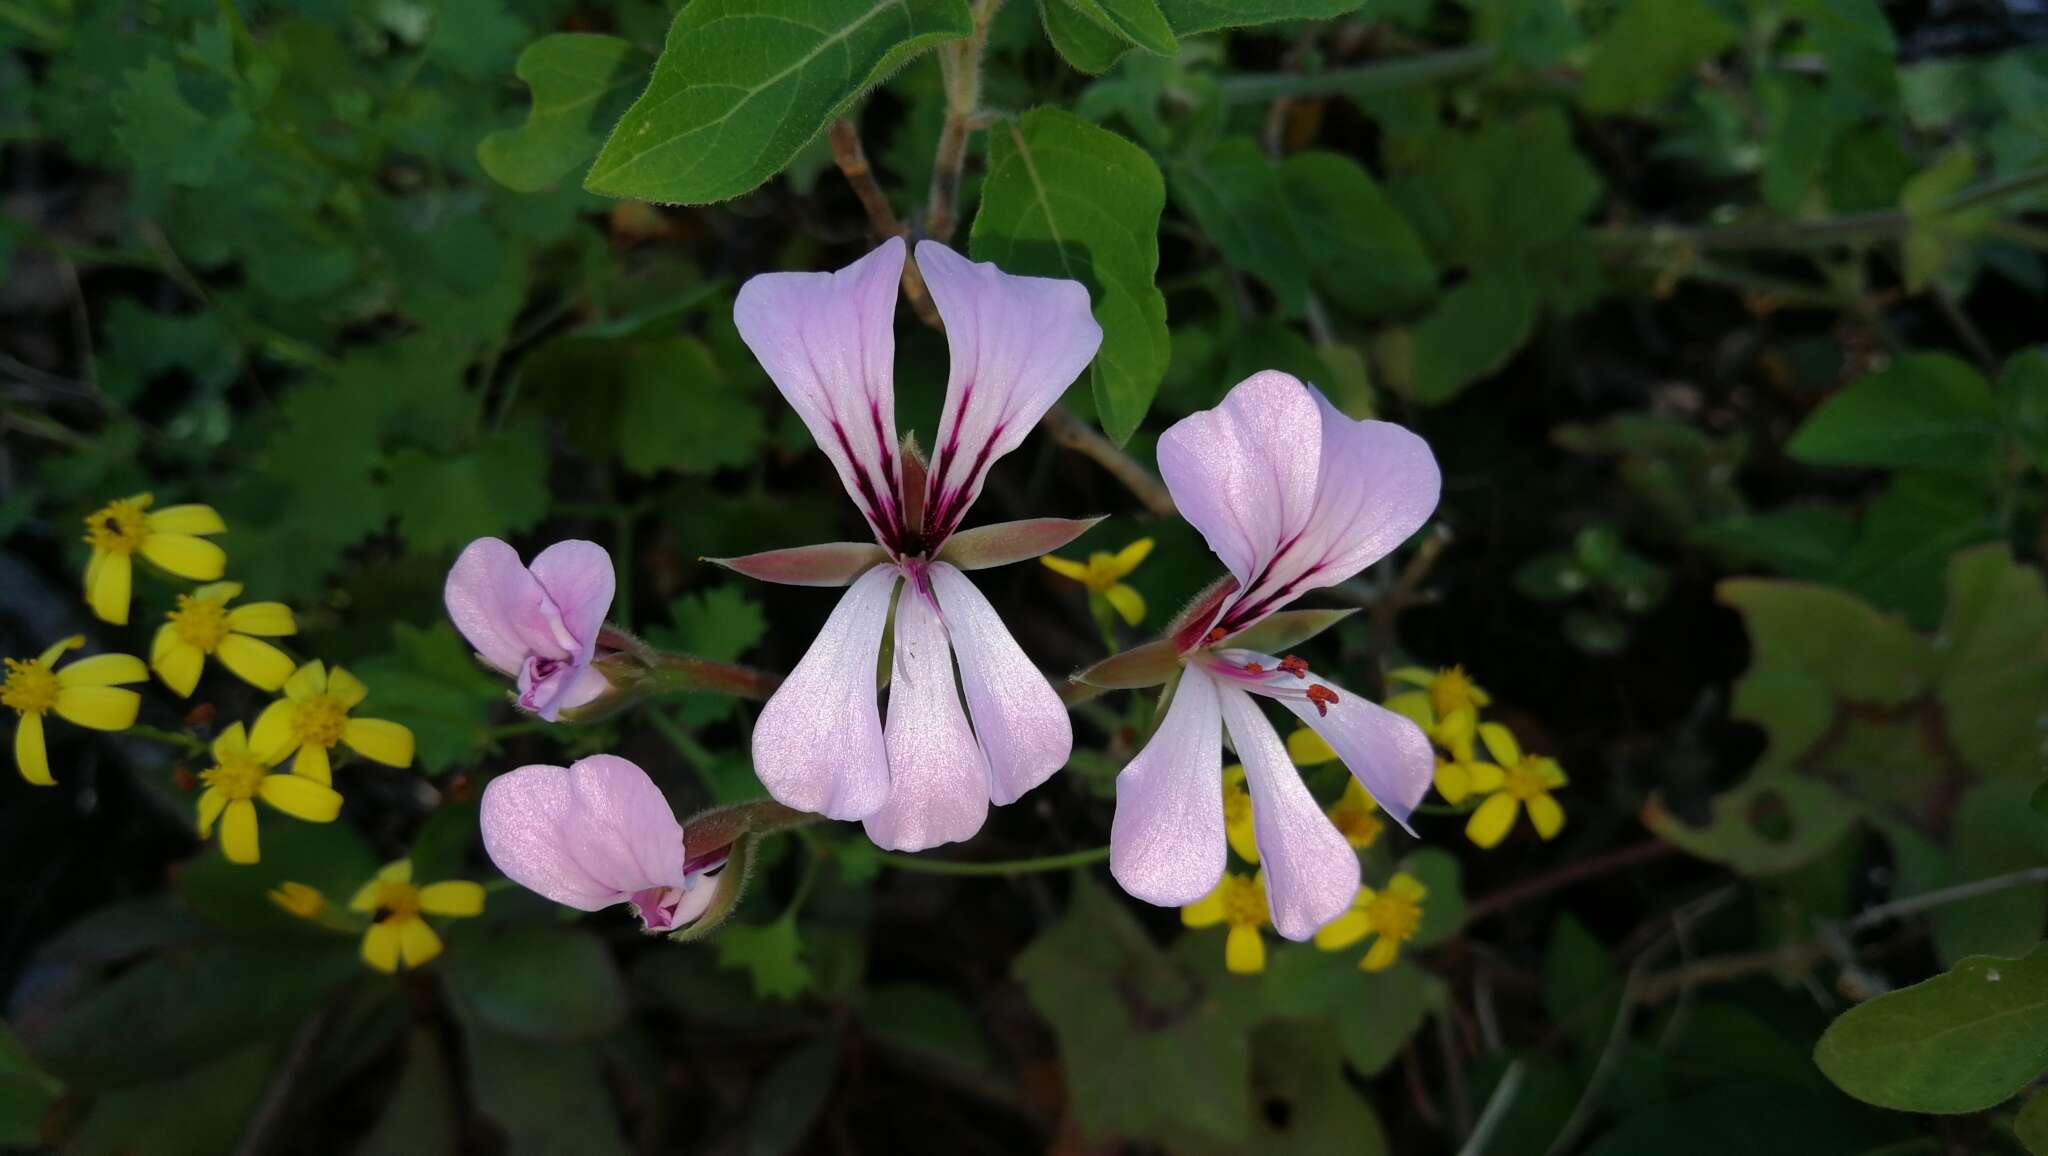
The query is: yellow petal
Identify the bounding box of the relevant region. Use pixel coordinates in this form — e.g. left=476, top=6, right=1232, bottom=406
left=1181, top=888, right=1228, bottom=928
left=343, top=717, right=413, bottom=768
left=348, top=878, right=383, bottom=912
left=249, top=700, right=298, bottom=764
left=1226, top=811, right=1262, bottom=864
left=326, top=666, right=369, bottom=709
left=53, top=686, right=139, bottom=731
left=259, top=773, right=343, bottom=823
left=1039, top=554, right=1091, bottom=582
left=216, top=634, right=296, bottom=692
left=1478, top=723, right=1522, bottom=768
left=196, top=787, right=226, bottom=836
left=1107, top=538, right=1154, bottom=577
left=87, top=550, right=132, bottom=624
left=14, top=714, right=52, bottom=786
left=1465, top=762, right=1506, bottom=794
left=224, top=601, right=296, bottom=637
left=361, top=923, right=402, bottom=973
left=1527, top=793, right=1566, bottom=840
left=1384, top=691, right=1434, bottom=730
left=152, top=629, right=205, bottom=698
left=146, top=504, right=225, bottom=535
left=417, top=880, right=485, bottom=917
left=221, top=799, right=260, bottom=864
left=1466, top=794, right=1521, bottom=849
left=35, top=635, right=84, bottom=668
left=57, top=652, right=147, bottom=688
left=1225, top=925, right=1266, bottom=975
left=1286, top=727, right=1338, bottom=766
left=1103, top=583, right=1146, bottom=627
left=1389, top=667, right=1435, bottom=689
left=139, top=532, right=226, bottom=581
left=292, top=742, right=331, bottom=786
left=398, top=919, right=443, bottom=969
left=1434, top=760, right=1471, bottom=805
left=1534, top=757, right=1569, bottom=790
left=192, top=580, right=243, bottom=603
left=283, top=661, right=327, bottom=701
left=1389, top=873, right=1428, bottom=902
left=212, top=722, right=250, bottom=761
left=1361, top=936, right=1400, bottom=972
left=1314, top=910, right=1373, bottom=951
left=1436, top=705, right=1478, bottom=752
left=379, top=860, right=414, bottom=885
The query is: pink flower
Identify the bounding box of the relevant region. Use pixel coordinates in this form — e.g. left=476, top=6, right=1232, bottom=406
left=1109, top=371, right=1441, bottom=940
left=723, top=237, right=1101, bottom=851
left=480, top=755, right=723, bottom=932
left=444, top=538, right=615, bottom=721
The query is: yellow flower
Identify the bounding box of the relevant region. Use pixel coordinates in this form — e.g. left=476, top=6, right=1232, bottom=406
left=1315, top=872, right=1427, bottom=971
left=268, top=882, right=328, bottom=920
left=1182, top=870, right=1270, bottom=974
left=1326, top=779, right=1385, bottom=849
left=1433, top=752, right=1502, bottom=806
left=2, top=636, right=145, bottom=786
left=82, top=494, right=227, bottom=625
left=1041, top=538, right=1153, bottom=626
left=348, top=859, right=485, bottom=973
left=1387, top=665, right=1487, bottom=760
left=195, top=723, right=343, bottom=864
left=1463, top=723, right=1568, bottom=849
left=1221, top=764, right=1260, bottom=863
left=150, top=581, right=298, bottom=697
left=1286, top=726, right=1337, bottom=765
left=250, top=661, right=415, bottom=784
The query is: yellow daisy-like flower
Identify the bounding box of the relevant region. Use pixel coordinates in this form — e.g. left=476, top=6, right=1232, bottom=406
left=1221, top=764, right=1260, bottom=863
left=1432, top=751, right=1504, bottom=806
left=1326, top=779, right=1385, bottom=849
left=1182, top=870, right=1271, bottom=974
left=1387, top=665, right=1487, bottom=761
left=250, top=661, right=415, bottom=784
left=2, top=636, right=146, bottom=786
left=1315, top=872, right=1427, bottom=971
left=268, top=881, right=328, bottom=920
left=82, top=494, right=227, bottom=625
left=151, top=581, right=298, bottom=697
left=1041, top=538, right=1154, bottom=626
left=1464, top=723, right=1568, bottom=849
left=195, top=723, right=343, bottom=864
left=349, top=859, right=485, bottom=973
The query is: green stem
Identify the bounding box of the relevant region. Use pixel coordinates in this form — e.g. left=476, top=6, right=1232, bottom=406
left=779, top=844, right=822, bottom=922
left=1219, top=45, right=1498, bottom=104
left=648, top=652, right=783, bottom=701
left=872, top=844, right=1110, bottom=877
left=126, top=724, right=207, bottom=755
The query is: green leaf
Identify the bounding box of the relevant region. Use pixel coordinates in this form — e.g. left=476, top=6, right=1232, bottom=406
left=1645, top=772, right=1861, bottom=875
left=352, top=622, right=507, bottom=775
left=972, top=109, right=1168, bottom=444
left=113, top=58, right=251, bottom=189
left=1394, top=107, right=1600, bottom=267
left=68, top=1044, right=277, bottom=1156
left=426, top=0, right=530, bottom=81
left=0, top=1021, right=60, bottom=1146
left=1694, top=507, right=1858, bottom=580
left=1787, top=353, right=2000, bottom=473
left=448, top=926, right=628, bottom=1041
left=1934, top=546, right=2048, bottom=779
left=1399, top=848, right=1464, bottom=946
left=1401, top=270, right=1537, bottom=404
left=717, top=919, right=814, bottom=1000
left=1719, top=577, right=1932, bottom=707
left=586, top=0, right=974, bottom=204
left=1065, top=0, right=1177, bottom=56
left=2003, top=350, right=2048, bottom=473
left=746, top=1038, right=839, bottom=1156
left=479, top=35, right=651, bottom=192
left=1279, top=150, right=1436, bottom=318
left=176, top=819, right=380, bottom=935
left=1582, top=1082, right=1909, bottom=1156
left=1834, top=471, right=1998, bottom=625
left=1333, top=961, right=1437, bottom=1075
left=651, top=585, right=771, bottom=664
left=617, top=337, right=766, bottom=476
left=1578, top=0, right=1735, bottom=113
left=1545, top=914, right=1619, bottom=1056
left=1183, top=1026, right=1388, bottom=1156
left=1815, top=945, right=2048, bottom=1114
left=99, top=300, right=243, bottom=405
left=1931, top=781, right=2048, bottom=963
left=355, top=1031, right=459, bottom=1156
left=1156, top=0, right=1360, bottom=35
left=2018, top=1091, right=2048, bottom=1155
left=1171, top=136, right=1309, bottom=311
left=1040, top=0, right=1133, bottom=74
left=460, top=1012, right=630, bottom=1156
left=386, top=422, right=551, bottom=554
left=859, top=984, right=995, bottom=1074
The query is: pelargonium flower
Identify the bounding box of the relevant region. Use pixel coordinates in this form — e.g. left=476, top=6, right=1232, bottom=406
left=481, top=754, right=723, bottom=932
left=445, top=538, right=615, bottom=721
left=720, top=237, right=1101, bottom=851
left=1108, top=371, right=1441, bottom=940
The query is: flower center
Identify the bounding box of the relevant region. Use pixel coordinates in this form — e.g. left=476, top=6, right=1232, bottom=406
left=83, top=497, right=151, bottom=555
left=292, top=694, right=349, bottom=748
left=1222, top=781, right=1252, bottom=826
left=1502, top=760, right=1549, bottom=800
left=200, top=751, right=267, bottom=800
left=1220, top=875, right=1268, bottom=928
left=1331, top=799, right=1384, bottom=846
left=0, top=659, right=59, bottom=716
left=1366, top=892, right=1422, bottom=943
left=370, top=882, right=421, bottom=924
left=168, top=594, right=232, bottom=652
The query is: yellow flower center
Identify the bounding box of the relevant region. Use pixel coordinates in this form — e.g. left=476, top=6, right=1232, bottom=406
left=83, top=497, right=151, bottom=555
left=291, top=694, right=349, bottom=749
left=168, top=594, right=232, bottom=652
left=200, top=750, right=267, bottom=800
left=370, top=881, right=421, bottom=924
left=1502, top=758, right=1557, bottom=800
left=1219, top=875, right=1269, bottom=929
left=0, top=659, right=59, bottom=716
left=1429, top=665, right=1482, bottom=720
left=1366, top=891, right=1423, bottom=944
left=1222, top=780, right=1252, bottom=826
left=1330, top=797, right=1384, bottom=847
left=1083, top=554, right=1120, bottom=592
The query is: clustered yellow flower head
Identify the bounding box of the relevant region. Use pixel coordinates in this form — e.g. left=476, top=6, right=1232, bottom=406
left=1316, top=872, right=1427, bottom=971
left=349, top=860, right=484, bottom=972
left=1387, top=665, right=1568, bottom=849
left=195, top=723, right=343, bottom=864
left=152, top=582, right=298, bottom=697
left=1182, top=869, right=1270, bottom=974
left=82, top=494, right=226, bottom=625
left=2, top=637, right=145, bottom=785
left=1041, top=538, right=1153, bottom=626
left=251, top=661, right=415, bottom=786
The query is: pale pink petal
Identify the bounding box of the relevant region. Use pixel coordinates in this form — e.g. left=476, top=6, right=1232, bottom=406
left=1216, top=684, right=1358, bottom=940
left=863, top=585, right=991, bottom=851
left=554, top=663, right=613, bottom=715
left=916, top=241, right=1102, bottom=541
left=734, top=238, right=907, bottom=548
left=445, top=538, right=565, bottom=672
left=529, top=540, right=615, bottom=664
left=1156, top=371, right=1323, bottom=589
left=1110, top=668, right=1226, bottom=907
left=517, top=659, right=611, bottom=722
left=750, top=566, right=898, bottom=820
left=927, top=563, right=1070, bottom=805
left=480, top=755, right=686, bottom=911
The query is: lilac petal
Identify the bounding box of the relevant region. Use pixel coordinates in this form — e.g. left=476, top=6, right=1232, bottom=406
left=1229, top=649, right=1435, bottom=831
left=1110, top=668, right=1226, bottom=908
left=529, top=540, right=615, bottom=664
left=1156, top=371, right=1323, bottom=590
left=554, top=663, right=612, bottom=715
left=480, top=755, right=687, bottom=911
left=916, top=241, right=1102, bottom=542
left=517, top=659, right=610, bottom=722
left=863, top=585, right=991, bottom=851
left=750, top=566, right=899, bottom=820
left=445, top=538, right=563, bottom=673
left=928, top=563, right=1070, bottom=806
left=735, top=238, right=906, bottom=547
left=1216, top=685, right=1358, bottom=941
left=709, top=541, right=892, bottom=587
left=934, top=515, right=1106, bottom=571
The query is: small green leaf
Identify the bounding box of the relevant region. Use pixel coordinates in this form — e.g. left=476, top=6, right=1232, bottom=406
left=113, top=58, right=250, bottom=189
left=385, top=422, right=551, bottom=555
left=1645, top=772, right=1862, bottom=876
left=586, top=0, right=974, bottom=204
left=425, top=0, right=530, bottom=81
left=1718, top=577, right=1932, bottom=707
left=717, top=919, right=814, bottom=1000
left=1934, top=545, right=2048, bottom=779
left=973, top=109, right=1168, bottom=444
left=1039, top=0, right=1133, bottom=74
left=479, top=34, right=651, bottom=192
left=1171, top=136, right=1310, bottom=311
left=651, top=585, right=771, bottom=664
left=1578, top=0, right=1735, bottom=113
left=448, top=926, right=629, bottom=1041
left=1815, top=945, right=2048, bottom=1114
left=2017, top=1091, right=2048, bottom=1155
left=1786, top=353, right=2000, bottom=473
left=1064, top=0, right=1177, bottom=56
left=1931, top=781, right=2048, bottom=963
left=1401, top=271, right=1537, bottom=404
left=1156, top=0, right=1360, bottom=35
left=1280, top=150, right=1436, bottom=318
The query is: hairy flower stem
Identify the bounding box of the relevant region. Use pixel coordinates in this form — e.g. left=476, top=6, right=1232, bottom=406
left=648, top=652, right=783, bottom=701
